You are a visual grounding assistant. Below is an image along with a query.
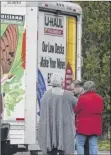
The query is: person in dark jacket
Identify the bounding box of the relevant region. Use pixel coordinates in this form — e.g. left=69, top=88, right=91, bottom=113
left=70, top=80, right=89, bottom=155
left=74, top=81, right=104, bottom=155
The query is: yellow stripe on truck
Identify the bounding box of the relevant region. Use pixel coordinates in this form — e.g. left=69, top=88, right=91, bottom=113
left=66, top=16, right=77, bottom=79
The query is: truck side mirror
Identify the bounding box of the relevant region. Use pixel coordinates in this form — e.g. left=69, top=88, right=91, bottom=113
left=3, top=92, right=5, bottom=97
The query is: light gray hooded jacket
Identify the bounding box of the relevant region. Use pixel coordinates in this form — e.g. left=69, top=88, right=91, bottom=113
left=38, top=88, right=77, bottom=154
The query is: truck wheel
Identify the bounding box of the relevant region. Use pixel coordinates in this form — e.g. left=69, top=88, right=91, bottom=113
left=30, top=151, right=38, bottom=155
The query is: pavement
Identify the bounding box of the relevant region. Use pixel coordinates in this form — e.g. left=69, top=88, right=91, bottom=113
left=14, top=151, right=111, bottom=155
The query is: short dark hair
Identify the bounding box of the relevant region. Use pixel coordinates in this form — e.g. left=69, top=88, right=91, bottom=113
left=70, top=80, right=83, bottom=87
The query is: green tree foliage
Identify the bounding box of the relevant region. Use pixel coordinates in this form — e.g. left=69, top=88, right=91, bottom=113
left=76, top=1, right=110, bottom=137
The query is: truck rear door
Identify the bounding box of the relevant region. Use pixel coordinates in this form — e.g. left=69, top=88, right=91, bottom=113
left=37, top=9, right=77, bottom=120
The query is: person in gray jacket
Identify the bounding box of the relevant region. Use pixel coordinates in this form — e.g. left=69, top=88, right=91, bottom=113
left=38, top=73, right=78, bottom=155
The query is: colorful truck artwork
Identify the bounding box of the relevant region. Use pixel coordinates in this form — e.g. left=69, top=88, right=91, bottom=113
left=1, top=15, right=25, bottom=118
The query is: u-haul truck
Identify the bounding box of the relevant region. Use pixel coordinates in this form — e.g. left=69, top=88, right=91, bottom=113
left=0, top=1, right=82, bottom=155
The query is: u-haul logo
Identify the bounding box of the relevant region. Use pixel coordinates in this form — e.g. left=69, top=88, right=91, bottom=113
left=44, top=14, right=64, bottom=37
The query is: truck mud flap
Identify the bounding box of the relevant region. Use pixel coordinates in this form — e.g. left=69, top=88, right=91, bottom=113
left=1, top=123, right=10, bottom=141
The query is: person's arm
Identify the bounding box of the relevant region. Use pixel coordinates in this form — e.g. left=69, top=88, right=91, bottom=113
left=70, top=92, right=78, bottom=108
left=39, top=92, right=47, bottom=118
left=100, top=98, right=104, bottom=114
left=74, top=96, right=84, bottom=115
left=94, top=97, right=104, bottom=115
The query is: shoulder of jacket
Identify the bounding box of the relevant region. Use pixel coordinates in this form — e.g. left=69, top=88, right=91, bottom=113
left=43, top=89, right=51, bottom=96
left=78, top=94, right=87, bottom=101
left=65, top=90, right=73, bottom=96
left=96, top=93, right=104, bottom=101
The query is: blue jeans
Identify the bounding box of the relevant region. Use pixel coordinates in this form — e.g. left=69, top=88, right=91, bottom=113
left=76, top=134, right=98, bottom=155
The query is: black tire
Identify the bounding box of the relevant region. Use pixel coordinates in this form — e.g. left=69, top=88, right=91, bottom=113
left=1, top=141, right=17, bottom=155
left=30, top=151, right=39, bottom=155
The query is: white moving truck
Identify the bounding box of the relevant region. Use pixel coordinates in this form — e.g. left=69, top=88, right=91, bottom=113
left=0, top=1, right=82, bottom=155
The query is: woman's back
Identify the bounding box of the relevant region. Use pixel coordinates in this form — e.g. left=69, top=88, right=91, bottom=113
left=74, top=82, right=104, bottom=136
left=76, top=91, right=104, bottom=117
left=38, top=88, right=77, bottom=154
left=43, top=89, right=75, bottom=125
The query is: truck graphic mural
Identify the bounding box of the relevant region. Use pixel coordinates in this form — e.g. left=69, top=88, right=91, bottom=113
left=1, top=14, right=25, bottom=118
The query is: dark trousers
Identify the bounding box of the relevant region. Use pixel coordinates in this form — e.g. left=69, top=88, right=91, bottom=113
left=47, top=148, right=64, bottom=155
left=84, top=137, right=89, bottom=155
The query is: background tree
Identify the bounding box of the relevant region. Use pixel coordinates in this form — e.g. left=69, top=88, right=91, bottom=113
left=76, top=1, right=111, bottom=139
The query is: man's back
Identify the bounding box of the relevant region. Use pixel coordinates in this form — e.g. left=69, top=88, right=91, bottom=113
left=74, top=91, right=104, bottom=135
left=77, top=91, right=103, bottom=116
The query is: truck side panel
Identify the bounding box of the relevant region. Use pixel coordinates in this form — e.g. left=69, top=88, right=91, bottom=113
left=1, top=2, right=26, bottom=144
left=24, top=6, right=38, bottom=145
